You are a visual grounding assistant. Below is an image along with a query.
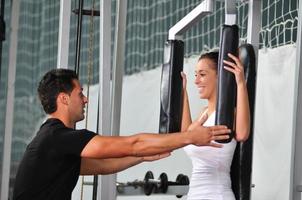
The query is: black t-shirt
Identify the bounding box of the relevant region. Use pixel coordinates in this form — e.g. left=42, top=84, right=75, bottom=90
left=13, top=118, right=97, bottom=200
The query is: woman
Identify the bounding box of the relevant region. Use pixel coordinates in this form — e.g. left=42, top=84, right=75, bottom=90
left=181, top=51, right=250, bottom=200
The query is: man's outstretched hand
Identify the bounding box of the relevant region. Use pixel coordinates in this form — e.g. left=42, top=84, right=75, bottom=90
left=188, top=113, right=230, bottom=148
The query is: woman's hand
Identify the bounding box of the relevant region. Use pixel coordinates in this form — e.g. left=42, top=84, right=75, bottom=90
left=181, top=71, right=193, bottom=131
left=181, top=71, right=187, bottom=90
left=223, top=53, right=245, bottom=86
left=224, top=53, right=250, bottom=142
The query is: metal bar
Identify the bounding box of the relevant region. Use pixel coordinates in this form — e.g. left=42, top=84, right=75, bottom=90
left=291, top=0, right=302, bottom=199
left=74, top=0, right=84, bottom=74
left=245, top=4, right=261, bottom=198
left=168, top=0, right=213, bottom=40
left=99, top=1, right=128, bottom=200
left=0, top=0, right=5, bottom=91
left=0, top=0, right=20, bottom=199
left=225, top=0, right=237, bottom=25
left=72, top=9, right=100, bottom=16
left=92, top=175, right=98, bottom=200
left=111, top=0, right=127, bottom=135
left=247, top=0, right=261, bottom=57
left=57, top=0, right=71, bottom=69
left=97, top=0, right=112, bottom=199
left=116, top=185, right=189, bottom=196
left=86, top=182, right=190, bottom=197
left=0, top=0, right=5, bottom=41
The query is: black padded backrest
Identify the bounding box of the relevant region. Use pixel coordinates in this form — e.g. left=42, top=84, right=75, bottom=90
left=215, top=24, right=239, bottom=143
left=159, top=40, right=184, bottom=133
left=231, top=43, right=256, bottom=200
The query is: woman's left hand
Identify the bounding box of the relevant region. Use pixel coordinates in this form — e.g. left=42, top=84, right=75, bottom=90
left=223, top=53, right=245, bottom=86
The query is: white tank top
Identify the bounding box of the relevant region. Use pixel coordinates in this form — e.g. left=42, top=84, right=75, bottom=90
left=184, top=111, right=236, bottom=200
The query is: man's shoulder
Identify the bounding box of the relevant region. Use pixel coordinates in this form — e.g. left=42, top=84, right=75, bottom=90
left=41, top=118, right=65, bottom=128
left=38, top=118, right=67, bottom=135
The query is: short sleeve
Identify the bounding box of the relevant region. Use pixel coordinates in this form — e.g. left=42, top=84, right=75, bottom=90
left=53, top=127, right=97, bottom=156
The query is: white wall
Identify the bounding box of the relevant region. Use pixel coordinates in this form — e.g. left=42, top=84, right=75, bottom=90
left=251, top=44, right=297, bottom=200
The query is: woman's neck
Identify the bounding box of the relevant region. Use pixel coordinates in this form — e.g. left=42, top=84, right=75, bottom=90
left=207, top=96, right=216, bottom=116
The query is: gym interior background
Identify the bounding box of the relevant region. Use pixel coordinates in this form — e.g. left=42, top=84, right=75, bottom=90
left=0, top=0, right=301, bottom=199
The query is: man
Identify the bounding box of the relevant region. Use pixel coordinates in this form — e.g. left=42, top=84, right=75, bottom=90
left=13, top=69, right=230, bottom=200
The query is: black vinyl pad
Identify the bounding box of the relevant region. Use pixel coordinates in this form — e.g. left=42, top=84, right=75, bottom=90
left=231, top=43, right=256, bottom=200
left=215, top=24, right=239, bottom=143
left=159, top=40, right=184, bottom=133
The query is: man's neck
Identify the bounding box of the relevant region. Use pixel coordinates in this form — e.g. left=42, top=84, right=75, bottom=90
left=49, top=112, right=75, bottom=128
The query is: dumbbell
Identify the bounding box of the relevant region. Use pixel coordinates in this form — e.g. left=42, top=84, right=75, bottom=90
left=119, top=171, right=166, bottom=195
left=123, top=171, right=189, bottom=196
left=175, top=174, right=190, bottom=198
left=144, top=171, right=169, bottom=195
left=145, top=172, right=190, bottom=196
left=158, top=173, right=189, bottom=197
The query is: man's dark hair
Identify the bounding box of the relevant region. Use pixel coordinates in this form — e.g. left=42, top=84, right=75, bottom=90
left=198, top=51, right=219, bottom=70
left=38, top=69, right=78, bottom=114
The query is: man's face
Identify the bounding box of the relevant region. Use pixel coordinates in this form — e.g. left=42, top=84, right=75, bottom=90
left=68, top=79, right=88, bottom=122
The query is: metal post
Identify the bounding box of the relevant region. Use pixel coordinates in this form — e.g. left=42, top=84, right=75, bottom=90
left=0, top=0, right=6, bottom=85
left=225, top=0, right=237, bottom=25
left=246, top=0, right=261, bottom=61
left=110, top=0, right=127, bottom=135
left=245, top=1, right=261, bottom=200
left=0, top=0, right=20, bottom=199
left=97, top=0, right=113, bottom=199
left=75, top=0, right=84, bottom=74
left=291, top=0, right=302, bottom=199
left=57, top=0, right=71, bottom=69
left=99, top=1, right=128, bottom=199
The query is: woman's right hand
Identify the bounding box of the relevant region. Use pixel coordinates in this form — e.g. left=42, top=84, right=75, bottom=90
left=223, top=53, right=246, bottom=86
left=181, top=71, right=193, bottom=131
left=181, top=71, right=187, bottom=90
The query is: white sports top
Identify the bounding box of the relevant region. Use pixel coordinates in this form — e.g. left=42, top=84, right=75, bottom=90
left=184, top=110, right=236, bottom=200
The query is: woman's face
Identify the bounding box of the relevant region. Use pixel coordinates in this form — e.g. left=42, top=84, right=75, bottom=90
left=194, top=58, right=217, bottom=100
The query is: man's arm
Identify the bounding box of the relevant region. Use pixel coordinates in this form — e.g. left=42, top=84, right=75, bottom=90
left=80, top=153, right=170, bottom=175
left=81, top=116, right=230, bottom=159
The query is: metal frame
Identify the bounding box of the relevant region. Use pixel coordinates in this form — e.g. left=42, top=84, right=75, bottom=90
left=75, top=0, right=84, bottom=74
left=116, top=185, right=189, bottom=197
left=224, top=0, right=237, bottom=25
left=245, top=1, right=261, bottom=199
left=291, top=0, right=302, bottom=199
left=97, top=0, right=113, bottom=199
left=168, top=0, right=213, bottom=40
left=110, top=0, right=127, bottom=136
left=57, top=0, right=71, bottom=69
left=98, top=1, right=128, bottom=200
left=246, top=0, right=261, bottom=57
left=0, top=0, right=6, bottom=84
left=0, top=0, right=20, bottom=199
